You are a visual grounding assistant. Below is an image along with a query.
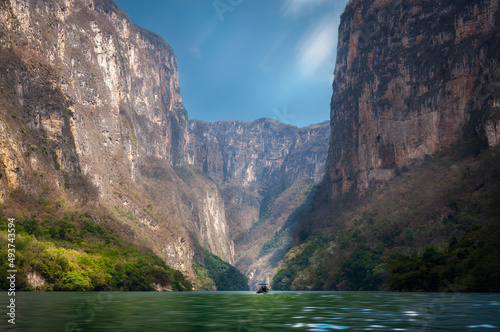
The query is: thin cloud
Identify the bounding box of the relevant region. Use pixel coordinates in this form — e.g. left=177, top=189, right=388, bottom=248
left=190, top=47, right=201, bottom=60
left=257, top=33, right=288, bottom=75
left=296, top=15, right=338, bottom=80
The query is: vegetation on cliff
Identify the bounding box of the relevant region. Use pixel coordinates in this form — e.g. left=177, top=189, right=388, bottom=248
left=194, top=247, right=249, bottom=291
left=272, top=146, right=500, bottom=291
left=0, top=191, right=192, bottom=291
left=273, top=0, right=499, bottom=293
left=387, top=223, right=500, bottom=292
left=0, top=43, right=195, bottom=291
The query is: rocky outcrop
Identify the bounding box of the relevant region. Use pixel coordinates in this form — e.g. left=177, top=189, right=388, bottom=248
left=0, top=0, right=187, bottom=194
left=190, top=119, right=328, bottom=191
left=325, top=0, right=500, bottom=198
left=272, top=0, right=500, bottom=292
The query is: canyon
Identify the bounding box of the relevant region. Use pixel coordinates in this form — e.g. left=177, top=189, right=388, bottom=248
left=1, top=0, right=499, bottom=292
left=190, top=119, right=329, bottom=286
left=0, top=0, right=329, bottom=289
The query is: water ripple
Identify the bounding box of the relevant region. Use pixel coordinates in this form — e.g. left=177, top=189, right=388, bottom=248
left=1, top=291, right=499, bottom=331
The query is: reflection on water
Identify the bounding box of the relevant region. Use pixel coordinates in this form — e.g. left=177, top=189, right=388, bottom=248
left=0, top=291, right=499, bottom=331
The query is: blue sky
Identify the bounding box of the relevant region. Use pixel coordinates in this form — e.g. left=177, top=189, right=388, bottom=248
left=114, top=0, right=348, bottom=128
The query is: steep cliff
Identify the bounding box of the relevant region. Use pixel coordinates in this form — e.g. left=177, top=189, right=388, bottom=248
left=190, top=119, right=328, bottom=191
left=325, top=0, right=500, bottom=198
left=189, top=119, right=330, bottom=287
left=0, top=0, right=234, bottom=286
left=273, top=0, right=500, bottom=291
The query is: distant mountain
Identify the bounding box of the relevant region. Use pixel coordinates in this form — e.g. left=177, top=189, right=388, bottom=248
left=189, top=119, right=329, bottom=288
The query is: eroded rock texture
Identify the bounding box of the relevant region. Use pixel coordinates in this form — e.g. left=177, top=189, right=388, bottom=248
left=0, top=0, right=231, bottom=277
left=325, top=0, right=500, bottom=198
left=0, top=0, right=330, bottom=286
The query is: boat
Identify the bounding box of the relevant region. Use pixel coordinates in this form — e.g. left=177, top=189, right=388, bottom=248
left=256, top=283, right=269, bottom=294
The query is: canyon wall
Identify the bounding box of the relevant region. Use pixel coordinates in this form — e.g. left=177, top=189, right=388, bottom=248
left=189, top=119, right=330, bottom=286
left=272, top=0, right=500, bottom=292
left=190, top=119, right=328, bottom=190
left=0, top=0, right=233, bottom=279
left=325, top=0, right=500, bottom=198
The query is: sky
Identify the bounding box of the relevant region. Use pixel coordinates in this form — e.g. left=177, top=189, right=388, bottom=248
left=114, top=0, right=349, bottom=128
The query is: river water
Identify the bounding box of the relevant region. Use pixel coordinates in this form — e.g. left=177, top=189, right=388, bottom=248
left=0, top=291, right=499, bottom=331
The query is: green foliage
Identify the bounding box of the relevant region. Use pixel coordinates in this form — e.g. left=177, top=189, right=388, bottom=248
left=196, top=248, right=248, bottom=291
left=0, top=209, right=192, bottom=292
left=272, top=238, right=325, bottom=290
left=258, top=229, right=283, bottom=258
left=52, top=151, right=60, bottom=170
left=192, top=262, right=216, bottom=291
left=273, top=146, right=500, bottom=291
left=387, top=246, right=447, bottom=292
left=272, top=235, right=384, bottom=291
left=60, top=272, right=92, bottom=291
left=387, top=225, right=500, bottom=292
left=339, top=250, right=384, bottom=291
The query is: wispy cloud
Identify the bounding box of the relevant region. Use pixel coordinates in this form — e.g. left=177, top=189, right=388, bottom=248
left=281, top=0, right=330, bottom=17
left=190, top=47, right=201, bottom=60
left=189, top=18, right=218, bottom=60
left=296, top=15, right=338, bottom=80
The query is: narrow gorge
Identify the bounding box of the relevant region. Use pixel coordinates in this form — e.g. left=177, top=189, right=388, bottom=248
left=190, top=119, right=329, bottom=287
left=0, top=0, right=329, bottom=290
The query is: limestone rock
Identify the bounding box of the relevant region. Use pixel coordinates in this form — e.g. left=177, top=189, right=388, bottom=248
left=325, top=0, right=500, bottom=198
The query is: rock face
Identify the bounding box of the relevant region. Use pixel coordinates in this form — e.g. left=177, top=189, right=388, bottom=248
left=190, top=119, right=328, bottom=190
left=0, top=0, right=232, bottom=277
left=189, top=119, right=330, bottom=286
left=325, top=0, right=500, bottom=199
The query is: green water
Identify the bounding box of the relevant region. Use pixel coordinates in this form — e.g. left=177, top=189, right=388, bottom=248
left=0, top=291, right=499, bottom=331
